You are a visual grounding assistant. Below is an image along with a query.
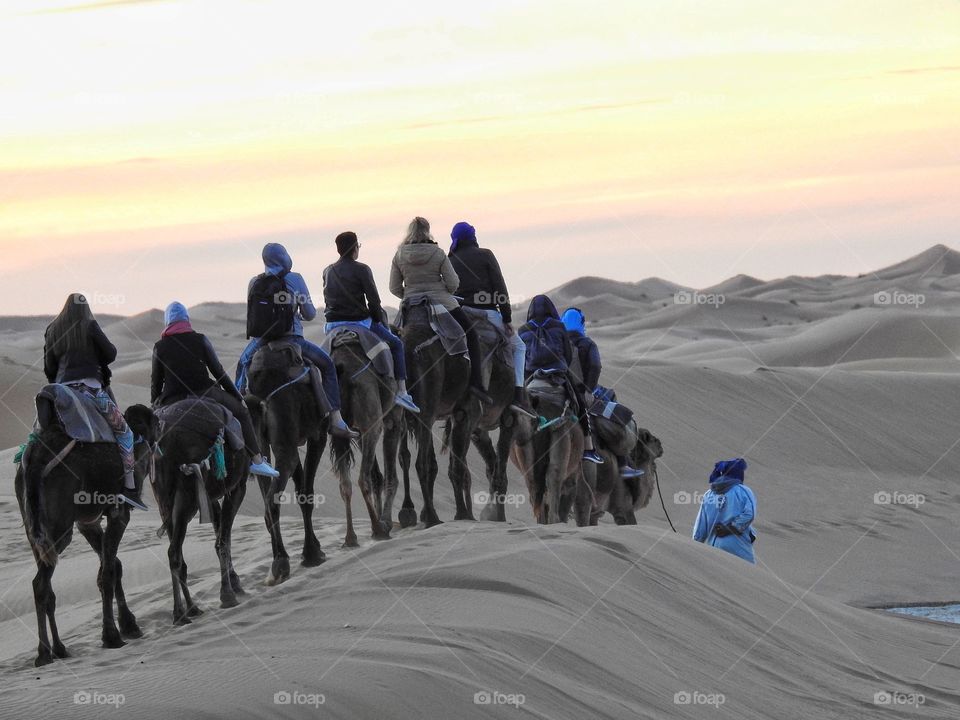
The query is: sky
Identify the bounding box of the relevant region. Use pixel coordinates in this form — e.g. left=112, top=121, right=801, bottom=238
left=0, top=0, right=958, bottom=315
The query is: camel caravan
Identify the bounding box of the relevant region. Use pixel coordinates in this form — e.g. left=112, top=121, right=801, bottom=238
left=14, top=217, right=663, bottom=667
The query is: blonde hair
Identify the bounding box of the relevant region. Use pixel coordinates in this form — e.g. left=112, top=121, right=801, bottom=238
left=401, top=216, right=435, bottom=246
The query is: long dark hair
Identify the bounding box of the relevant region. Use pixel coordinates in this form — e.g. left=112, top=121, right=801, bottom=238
left=46, top=293, right=95, bottom=354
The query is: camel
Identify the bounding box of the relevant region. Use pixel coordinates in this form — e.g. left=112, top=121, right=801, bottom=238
left=328, top=332, right=397, bottom=547
left=246, top=342, right=328, bottom=585
left=511, top=375, right=585, bottom=524
left=442, top=339, right=518, bottom=522
left=577, top=424, right=663, bottom=526
left=396, top=304, right=481, bottom=526
left=153, top=399, right=250, bottom=623
left=15, top=404, right=158, bottom=666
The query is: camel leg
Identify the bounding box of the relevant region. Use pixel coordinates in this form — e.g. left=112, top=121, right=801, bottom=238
left=216, top=479, right=247, bottom=607
left=511, top=442, right=542, bottom=523
left=79, top=520, right=141, bottom=638
left=300, top=438, right=325, bottom=566
left=544, top=432, right=570, bottom=524
left=449, top=412, right=475, bottom=521
left=167, top=488, right=193, bottom=625
left=474, top=430, right=501, bottom=521
left=32, top=563, right=55, bottom=666
left=359, top=433, right=390, bottom=540
left=416, top=421, right=442, bottom=527
left=335, top=439, right=359, bottom=548
left=493, top=419, right=516, bottom=521
left=100, top=511, right=125, bottom=648
left=259, top=462, right=292, bottom=586
left=398, top=430, right=417, bottom=528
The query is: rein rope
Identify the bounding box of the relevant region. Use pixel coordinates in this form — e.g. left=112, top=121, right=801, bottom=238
left=262, top=367, right=310, bottom=405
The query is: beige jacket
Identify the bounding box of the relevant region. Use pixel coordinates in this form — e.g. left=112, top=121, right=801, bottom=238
left=389, top=243, right=461, bottom=310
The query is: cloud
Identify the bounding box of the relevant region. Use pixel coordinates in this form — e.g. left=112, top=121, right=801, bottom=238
left=887, top=65, right=960, bottom=76
left=30, top=0, right=171, bottom=15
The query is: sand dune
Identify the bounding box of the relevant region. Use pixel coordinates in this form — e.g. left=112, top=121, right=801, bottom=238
left=1, top=245, right=960, bottom=718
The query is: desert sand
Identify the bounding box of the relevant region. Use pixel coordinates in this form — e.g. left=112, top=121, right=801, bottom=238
left=1, top=245, right=959, bottom=718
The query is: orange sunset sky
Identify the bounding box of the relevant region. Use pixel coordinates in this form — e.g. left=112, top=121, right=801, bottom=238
left=1, top=0, right=958, bottom=315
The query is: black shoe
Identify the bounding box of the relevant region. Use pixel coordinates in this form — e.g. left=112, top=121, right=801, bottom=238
left=583, top=450, right=604, bottom=465
left=120, top=488, right=148, bottom=511
left=330, top=421, right=360, bottom=440
left=510, top=388, right=538, bottom=419
left=469, top=385, right=494, bottom=405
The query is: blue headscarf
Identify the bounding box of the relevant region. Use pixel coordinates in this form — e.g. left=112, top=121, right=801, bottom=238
left=164, top=301, right=189, bottom=326
left=709, top=458, right=748, bottom=493
left=561, top=307, right=585, bottom=334
left=450, top=221, right=476, bottom=254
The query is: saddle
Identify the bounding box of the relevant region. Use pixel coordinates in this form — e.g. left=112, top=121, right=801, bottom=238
left=399, top=296, right=467, bottom=357
left=250, top=339, right=307, bottom=378
left=154, top=398, right=244, bottom=451
left=321, top=325, right=394, bottom=378
left=461, top=306, right=513, bottom=374
left=35, top=384, right=116, bottom=443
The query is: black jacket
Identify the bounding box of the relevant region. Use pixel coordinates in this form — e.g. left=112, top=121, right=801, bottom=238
left=448, top=238, right=512, bottom=323
left=568, top=331, right=602, bottom=392
left=151, top=331, right=240, bottom=406
left=322, top=257, right=386, bottom=324
left=44, top=320, right=117, bottom=386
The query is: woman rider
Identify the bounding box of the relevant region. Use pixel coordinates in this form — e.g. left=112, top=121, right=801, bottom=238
left=388, top=217, right=492, bottom=404
left=151, top=302, right=279, bottom=478
left=43, top=293, right=147, bottom=510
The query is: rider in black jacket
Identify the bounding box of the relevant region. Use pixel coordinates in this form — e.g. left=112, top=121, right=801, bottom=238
left=152, top=302, right=279, bottom=478
left=448, top=221, right=535, bottom=418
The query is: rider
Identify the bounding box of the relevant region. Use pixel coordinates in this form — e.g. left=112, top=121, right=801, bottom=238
left=447, top=221, right=536, bottom=419
left=561, top=307, right=643, bottom=479
left=321, top=231, right=420, bottom=413
left=151, top=302, right=280, bottom=478
left=388, top=216, right=493, bottom=404
left=235, top=243, right=358, bottom=440
left=519, top=295, right=603, bottom=464
left=43, top=293, right=147, bottom=510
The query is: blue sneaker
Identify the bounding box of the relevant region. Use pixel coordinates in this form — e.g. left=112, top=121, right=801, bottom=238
left=620, top=465, right=645, bottom=479
left=250, top=460, right=280, bottom=478
left=395, top=393, right=421, bottom=413
left=119, top=489, right=148, bottom=511
left=583, top=450, right=604, bottom=465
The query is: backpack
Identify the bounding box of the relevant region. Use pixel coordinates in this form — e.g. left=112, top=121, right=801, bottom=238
left=523, top=320, right=568, bottom=372
left=247, top=272, right=295, bottom=340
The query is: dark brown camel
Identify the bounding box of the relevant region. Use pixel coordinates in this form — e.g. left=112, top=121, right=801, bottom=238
left=396, top=304, right=482, bottom=526
left=15, top=404, right=158, bottom=666
left=441, top=337, right=518, bottom=522
left=246, top=344, right=328, bottom=585
left=153, top=400, right=250, bottom=624
left=511, top=376, right=584, bottom=524
left=329, top=334, right=396, bottom=547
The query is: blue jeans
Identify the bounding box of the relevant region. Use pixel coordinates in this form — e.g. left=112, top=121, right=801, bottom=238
left=236, top=335, right=341, bottom=410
